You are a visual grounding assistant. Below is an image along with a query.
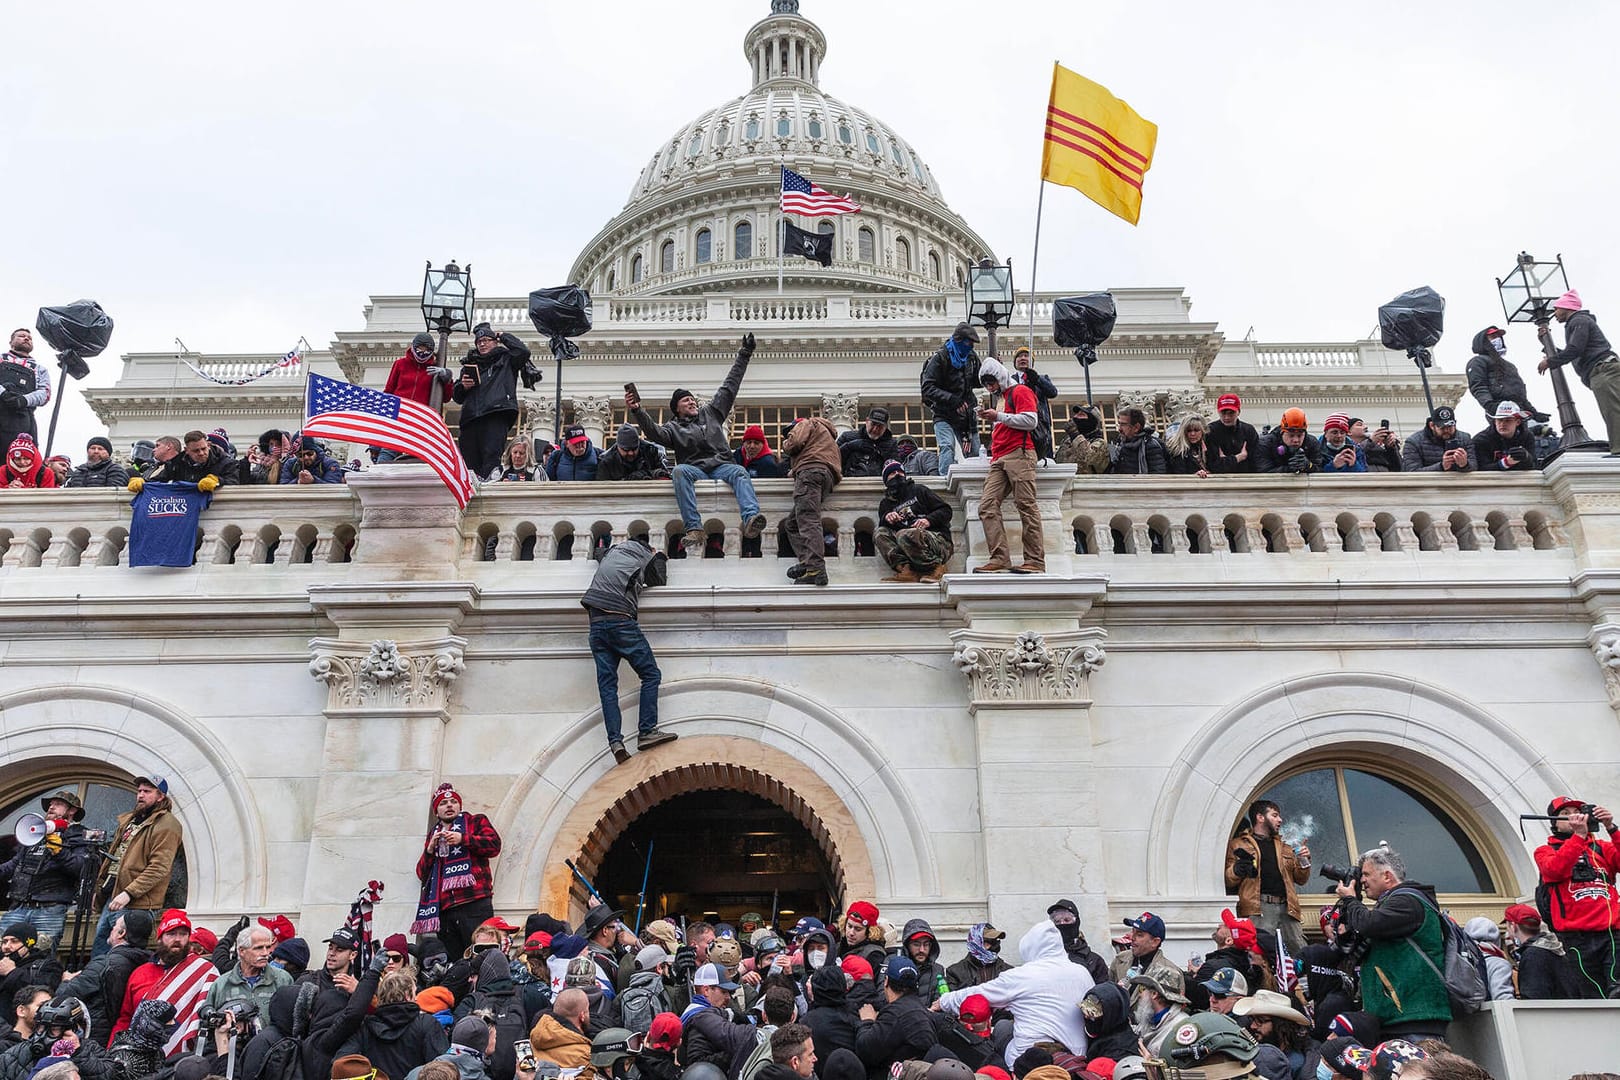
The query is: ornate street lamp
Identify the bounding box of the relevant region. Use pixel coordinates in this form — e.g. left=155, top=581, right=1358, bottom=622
left=1496, top=252, right=1598, bottom=451
left=965, top=257, right=1015, bottom=358
left=422, top=261, right=475, bottom=410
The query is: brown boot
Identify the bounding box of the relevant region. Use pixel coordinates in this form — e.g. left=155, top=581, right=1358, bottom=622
left=1009, top=562, right=1046, bottom=574
left=972, top=559, right=1012, bottom=573
left=881, top=565, right=919, bottom=583
left=918, top=564, right=948, bottom=583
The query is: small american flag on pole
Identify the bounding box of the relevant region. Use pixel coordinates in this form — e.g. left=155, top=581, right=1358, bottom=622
left=302, top=372, right=474, bottom=507
left=781, top=166, right=861, bottom=215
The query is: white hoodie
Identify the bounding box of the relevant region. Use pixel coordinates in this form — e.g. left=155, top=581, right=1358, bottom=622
left=937, top=921, right=1094, bottom=1065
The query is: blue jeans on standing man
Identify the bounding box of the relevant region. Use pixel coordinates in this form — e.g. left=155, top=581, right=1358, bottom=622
left=933, top=418, right=980, bottom=476
left=589, top=617, right=662, bottom=746
left=670, top=462, right=759, bottom=530
left=2, top=905, right=67, bottom=948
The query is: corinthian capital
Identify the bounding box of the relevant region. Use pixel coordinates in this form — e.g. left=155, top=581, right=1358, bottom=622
left=309, top=636, right=467, bottom=717
left=949, top=628, right=1107, bottom=709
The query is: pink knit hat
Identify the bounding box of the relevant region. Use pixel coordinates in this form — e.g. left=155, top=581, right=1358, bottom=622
left=1553, top=290, right=1583, bottom=311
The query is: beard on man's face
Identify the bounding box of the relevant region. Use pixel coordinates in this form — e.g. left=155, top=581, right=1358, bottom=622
left=154, top=939, right=190, bottom=965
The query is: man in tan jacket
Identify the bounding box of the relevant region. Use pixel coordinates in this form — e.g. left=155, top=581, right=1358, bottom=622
left=780, top=417, right=842, bottom=587
left=91, top=774, right=183, bottom=958
left=1224, top=799, right=1311, bottom=955
left=532, top=987, right=595, bottom=1078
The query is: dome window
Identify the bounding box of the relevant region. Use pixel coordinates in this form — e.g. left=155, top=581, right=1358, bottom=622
left=717, top=121, right=732, bottom=146
left=896, top=237, right=911, bottom=271
left=688, top=131, right=704, bottom=157
left=817, top=219, right=835, bottom=235
left=607, top=269, right=617, bottom=291
left=929, top=251, right=941, bottom=281
left=858, top=226, right=875, bottom=264
left=910, top=152, right=925, bottom=179
left=734, top=221, right=753, bottom=260
left=776, top=115, right=792, bottom=138
left=660, top=240, right=676, bottom=274
left=865, top=131, right=881, bottom=155
left=696, top=229, right=712, bottom=264
left=807, top=117, right=823, bottom=140
left=838, top=123, right=854, bottom=145
left=631, top=254, right=644, bottom=284
left=890, top=141, right=904, bottom=165
left=745, top=118, right=762, bottom=141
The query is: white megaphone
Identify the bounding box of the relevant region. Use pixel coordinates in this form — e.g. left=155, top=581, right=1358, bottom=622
left=14, top=812, right=60, bottom=847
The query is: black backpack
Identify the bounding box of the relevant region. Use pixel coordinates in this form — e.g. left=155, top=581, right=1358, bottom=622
left=466, top=989, right=529, bottom=1080
left=259, top=1037, right=307, bottom=1080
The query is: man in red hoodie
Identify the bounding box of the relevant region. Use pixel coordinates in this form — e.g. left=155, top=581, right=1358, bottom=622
left=1, top=433, right=57, bottom=488
left=380, top=333, right=454, bottom=461
left=1533, top=795, right=1619, bottom=997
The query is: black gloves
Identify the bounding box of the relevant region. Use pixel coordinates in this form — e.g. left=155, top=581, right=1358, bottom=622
left=520, top=362, right=543, bottom=391
left=1287, top=449, right=1311, bottom=474
left=739, top=333, right=756, bottom=358
left=1233, top=848, right=1257, bottom=879
left=369, top=947, right=391, bottom=974
left=672, top=945, right=697, bottom=980
left=0, top=391, right=26, bottom=410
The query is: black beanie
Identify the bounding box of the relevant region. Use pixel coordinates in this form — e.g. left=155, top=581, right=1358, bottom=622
left=670, top=388, right=694, bottom=412
left=122, top=909, right=155, bottom=947
left=1012, top=1047, right=1053, bottom=1079
left=88, top=436, right=113, bottom=454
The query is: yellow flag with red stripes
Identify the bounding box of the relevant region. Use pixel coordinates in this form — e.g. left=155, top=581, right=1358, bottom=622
left=1042, top=64, right=1158, bottom=225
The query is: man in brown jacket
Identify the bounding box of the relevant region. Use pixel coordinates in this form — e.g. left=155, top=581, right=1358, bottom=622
left=91, top=774, right=183, bottom=959
left=1223, top=798, right=1311, bottom=955
left=780, top=417, right=842, bottom=587
left=531, top=987, right=595, bottom=1078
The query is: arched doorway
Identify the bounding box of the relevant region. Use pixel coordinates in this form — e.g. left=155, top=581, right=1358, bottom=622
left=570, top=761, right=845, bottom=931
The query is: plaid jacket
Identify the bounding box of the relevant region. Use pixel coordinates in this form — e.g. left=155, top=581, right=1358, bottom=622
left=415, top=812, right=502, bottom=908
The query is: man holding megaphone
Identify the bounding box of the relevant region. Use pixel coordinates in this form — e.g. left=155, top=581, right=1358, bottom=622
left=1, top=790, right=97, bottom=950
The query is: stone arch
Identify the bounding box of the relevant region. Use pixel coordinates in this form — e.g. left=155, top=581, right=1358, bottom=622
left=1147, top=671, right=1560, bottom=902
left=0, top=683, right=267, bottom=909
left=494, top=677, right=935, bottom=916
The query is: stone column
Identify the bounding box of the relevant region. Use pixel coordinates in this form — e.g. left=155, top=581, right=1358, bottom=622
left=821, top=392, right=860, bottom=434
left=945, top=576, right=1111, bottom=948
left=575, top=394, right=614, bottom=448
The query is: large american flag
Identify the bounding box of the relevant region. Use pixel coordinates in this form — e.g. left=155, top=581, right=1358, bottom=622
left=781, top=166, right=861, bottom=215
left=303, top=372, right=474, bottom=507
left=151, top=953, right=219, bottom=1055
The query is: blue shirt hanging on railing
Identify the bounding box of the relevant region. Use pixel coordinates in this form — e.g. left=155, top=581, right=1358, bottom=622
left=129, top=481, right=212, bottom=567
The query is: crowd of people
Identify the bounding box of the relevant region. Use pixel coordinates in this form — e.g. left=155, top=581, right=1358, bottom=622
left=3, top=785, right=1617, bottom=1080
left=6, top=293, right=1612, bottom=505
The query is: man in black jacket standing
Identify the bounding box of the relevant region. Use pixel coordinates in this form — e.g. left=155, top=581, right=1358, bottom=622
left=1467, top=326, right=1546, bottom=423
left=581, top=538, right=674, bottom=764
left=854, top=957, right=936, bottom=1080
left=0, top=791, right=97, bottom=952
left=920, top=323, right=981, bottom=476
left=453, top=323, right=537, bottom=482
left=1539, top=290, right=1620, bottom=449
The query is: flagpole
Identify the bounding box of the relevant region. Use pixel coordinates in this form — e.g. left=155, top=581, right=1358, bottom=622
left=1027, top=179, right=1046, bottom=359
left=778, top=162, right=786, bottom=296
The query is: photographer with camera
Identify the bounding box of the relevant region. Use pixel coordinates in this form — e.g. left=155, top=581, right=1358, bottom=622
left=1401, top=407, right=1475, bottom=473
left=0, top=792, right=99, bottom=952
left=1531, top=795, right=1619, bottom=997
left=1256, top=409, right=1322, bottom=474
left=0, top=997, right=116, bottom=1080
left=1224, top=800, right=1311, bottom=956
left=1332, top=846, right=1452, bottom=1044
left=198, top=998, right=261, bottom=1078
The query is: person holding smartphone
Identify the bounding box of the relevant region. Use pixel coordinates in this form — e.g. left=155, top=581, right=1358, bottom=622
left=453, top=323, right=537, bottom=482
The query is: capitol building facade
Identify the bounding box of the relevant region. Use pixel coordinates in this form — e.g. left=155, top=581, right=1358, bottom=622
left=3, top=8, right=1618, bottom=1068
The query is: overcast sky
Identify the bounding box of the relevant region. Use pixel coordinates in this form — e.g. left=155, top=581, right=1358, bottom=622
left=7, top=0, right=1619, bottom=454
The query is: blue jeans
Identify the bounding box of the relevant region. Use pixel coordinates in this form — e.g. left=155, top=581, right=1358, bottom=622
left=933, top=419, right=979, bottom=476
left=671, top=462, right=759, bottom=530
left=3, top=905, right=67, bottom=949
left=589, top=618, right=662, bottom=745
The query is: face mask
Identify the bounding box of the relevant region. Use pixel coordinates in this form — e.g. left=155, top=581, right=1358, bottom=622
left=1491, top=336, right=1507, bottom=356
left=808, top=949, right=826, bottom=969
left=1316, top=1065, right=1335, bottom=1080
left=885, top=478, right=906, bottom=494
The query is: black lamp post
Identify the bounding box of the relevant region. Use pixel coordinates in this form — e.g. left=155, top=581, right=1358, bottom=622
left=965, top=257, right=1015, bottom=358
left=1496, top=251, right=1599, bottom=451
left=422, top=261, right=475, bottom=411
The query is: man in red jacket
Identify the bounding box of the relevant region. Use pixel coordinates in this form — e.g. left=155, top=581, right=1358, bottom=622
left=970, top=357, right=1044, bottom=574
left=414, top=783, right=502, bottom=961
left=1533, top=795, right=1620, bottom=997
left=380, top=333, right=454, bottom=461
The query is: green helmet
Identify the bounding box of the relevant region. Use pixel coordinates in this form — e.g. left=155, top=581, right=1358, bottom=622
left=590, top=1028, right=636, bottom=1067
left=1146, top=1013, right=1259, bottom=1080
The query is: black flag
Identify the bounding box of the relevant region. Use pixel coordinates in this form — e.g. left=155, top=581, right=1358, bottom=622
left=781, top=221, right=833, bottom=267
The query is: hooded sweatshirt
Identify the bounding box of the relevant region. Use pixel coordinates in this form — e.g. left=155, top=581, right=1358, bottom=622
left=1078, top=982, right=1135, bottom=1063
left=899, top=919, right=947, bottom=1006
left=804, top=964, right=860, bottom=1075
left=936, top=921, right=1093, bottom=1065
left=1465, top=328, right=1538, bottom=419
left=0, top=435, right=55, bottom=488
left=977, top=358, right=1038, bottom=462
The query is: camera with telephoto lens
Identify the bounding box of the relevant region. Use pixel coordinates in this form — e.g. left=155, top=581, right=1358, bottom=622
left=197, top=999, right=259, bottom=1034
left=1319, top=863, right=1358, bottom=886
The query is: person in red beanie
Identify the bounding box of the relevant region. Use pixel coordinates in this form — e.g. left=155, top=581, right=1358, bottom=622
left=936, top=993, right=1008, bottom=1070
left=733, top=424, right=783, bottom=479
left=1501, top=904, right=1580, bottom=1000
left=188, top=926, right=219, bottom=960
left=1, top=434, right=56, bottom=488
left=635, top=1012, right=684, bottom=1080
left=414, top=784, right=502, bottom=962
left=1531, top=795, right=1619, bottom=997
left=837, top=903, right=881, bottom=963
